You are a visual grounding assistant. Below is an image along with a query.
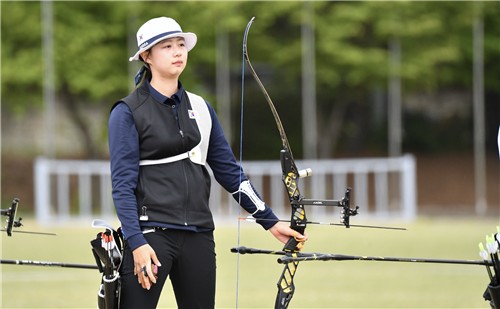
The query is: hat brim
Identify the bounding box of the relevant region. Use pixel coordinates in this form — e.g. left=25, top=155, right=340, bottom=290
left=129, top=32, right=197, bottom=62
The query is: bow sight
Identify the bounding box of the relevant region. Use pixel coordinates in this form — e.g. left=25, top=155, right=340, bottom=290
left=1, top=198, right=22, bottom=236
left=1, top=198, right=56, bottom=236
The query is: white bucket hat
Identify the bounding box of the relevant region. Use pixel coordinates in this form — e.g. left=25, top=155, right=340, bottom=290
left=129, top=17, right=197, bottom=62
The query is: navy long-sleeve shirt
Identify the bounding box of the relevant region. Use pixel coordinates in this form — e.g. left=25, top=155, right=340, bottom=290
left=108, top=80, right=278, bottom=250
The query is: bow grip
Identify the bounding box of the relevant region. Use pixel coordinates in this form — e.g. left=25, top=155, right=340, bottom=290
left=283, top=225, right=305, bottom=252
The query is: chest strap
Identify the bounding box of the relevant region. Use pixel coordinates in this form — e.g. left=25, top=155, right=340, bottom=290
left=139, top=91, right=211, bottom=166
left=139, top=147, right=198, bottom=166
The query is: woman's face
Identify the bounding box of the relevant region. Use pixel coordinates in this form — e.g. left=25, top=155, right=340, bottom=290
left=141, top=37, right=188, bottom=79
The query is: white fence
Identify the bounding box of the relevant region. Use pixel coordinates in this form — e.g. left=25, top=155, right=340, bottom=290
left=34, top=155, right=416, bottom=225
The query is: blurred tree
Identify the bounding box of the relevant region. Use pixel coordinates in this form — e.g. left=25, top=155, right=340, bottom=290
left=311, top=1, right=500, bottom=156
left=1, top=1, right=499, bottom=159
left=1, top=2, right=44, bottom=114
left=2, top=1, right=130, bottom=157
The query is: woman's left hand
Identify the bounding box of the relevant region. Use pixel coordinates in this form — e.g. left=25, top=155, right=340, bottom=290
left=268, top=221, right=308, bottom=249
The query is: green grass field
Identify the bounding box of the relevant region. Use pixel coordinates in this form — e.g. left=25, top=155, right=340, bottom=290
left=1, top=216, right=499, bottom=308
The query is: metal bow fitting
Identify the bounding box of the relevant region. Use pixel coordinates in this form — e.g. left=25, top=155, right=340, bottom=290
left=1, top=197, right=97, bottom=269
left=1, top=198, right=56, bottom=236
left=234, top=17, right=367, bottom=309
left=1, top=198, right=21, bottom=236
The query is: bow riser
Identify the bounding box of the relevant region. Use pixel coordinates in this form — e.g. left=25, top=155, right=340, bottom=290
left=275, top=258, right=298, bottom=309
left=277, top=149, right=304, bottom=308
left=281, top=149, right=307, bottom=252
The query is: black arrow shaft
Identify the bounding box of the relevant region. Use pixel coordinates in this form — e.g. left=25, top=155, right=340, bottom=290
left=239, top=218, right=406, bottom=231
left=307, top=222, right=407, bottom=231
left=1, top=259, right=98, bottom=270
left=1, top=229, right=57, bottom=236
left=232, top=246, right=288, bottom=255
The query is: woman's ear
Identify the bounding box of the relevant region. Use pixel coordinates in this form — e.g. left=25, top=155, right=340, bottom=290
left=140, top=51, right=150, bottom=64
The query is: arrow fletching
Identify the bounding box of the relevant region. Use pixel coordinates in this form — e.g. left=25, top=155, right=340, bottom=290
left=479, top=242, right=489, bottom=260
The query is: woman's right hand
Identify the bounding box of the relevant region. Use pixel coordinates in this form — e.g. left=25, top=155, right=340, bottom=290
left=132, top=244, right=161, bottom=290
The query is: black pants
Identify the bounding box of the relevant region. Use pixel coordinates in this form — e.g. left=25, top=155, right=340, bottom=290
left=119, top=229, right=216, bottom=309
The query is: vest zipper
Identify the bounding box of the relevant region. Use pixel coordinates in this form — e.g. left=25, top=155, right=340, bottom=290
left=183, top=160, right=189, bottom=226
left=172, top=103, right=189, bottom=225
left=172, top=104, right=184, bottom=138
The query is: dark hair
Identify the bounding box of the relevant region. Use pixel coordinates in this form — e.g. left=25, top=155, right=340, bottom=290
left=134, top=65, right=151, bottom=87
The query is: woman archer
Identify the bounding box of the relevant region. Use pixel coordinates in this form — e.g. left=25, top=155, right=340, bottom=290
left=108, top=16, right=307, bottom=308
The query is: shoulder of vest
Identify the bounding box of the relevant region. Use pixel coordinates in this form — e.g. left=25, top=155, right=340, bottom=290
left=111, top=84, right=150, bottom=113
left=185, top=91, right=205, bottom=104
left=185, top=91, right=211, bottom=113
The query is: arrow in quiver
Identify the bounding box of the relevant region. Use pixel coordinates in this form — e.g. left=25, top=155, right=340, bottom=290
left=90, top=219, right=123, bottom=309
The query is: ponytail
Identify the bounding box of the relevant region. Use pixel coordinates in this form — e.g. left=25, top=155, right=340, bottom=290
left=133, top=65, right=150, bottom=87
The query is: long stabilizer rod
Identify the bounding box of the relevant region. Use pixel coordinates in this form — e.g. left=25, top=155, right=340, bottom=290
left=1, top=259, right=98, bottom=270
left=231, top=246, right=494, bottom=267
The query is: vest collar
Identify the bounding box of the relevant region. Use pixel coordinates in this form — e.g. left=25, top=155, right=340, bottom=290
left=146, top=79, right=185, bottom=104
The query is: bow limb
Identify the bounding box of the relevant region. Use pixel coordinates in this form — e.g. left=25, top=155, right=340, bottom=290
left=243, top=17, right=293, bottom=158
left=244, top=17, right=306, bottom=251
left=243, top=17, right=306, bottom=309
